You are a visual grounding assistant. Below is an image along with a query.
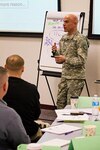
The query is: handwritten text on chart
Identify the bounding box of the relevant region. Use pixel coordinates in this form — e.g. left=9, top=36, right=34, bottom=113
left=48, top=19, right=63, bottom=26
left=44, top=36, right=52, bottom=46
left=48, top=19, right=63, bottom=25
left=44, top=29, right=64, bottom=46
left=44, top=19, right=65, bottom=46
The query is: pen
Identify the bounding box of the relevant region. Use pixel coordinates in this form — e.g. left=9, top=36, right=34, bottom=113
left=62, top=112, right=92, bottom=115
left=57, top=120, right=65, bottom=123
left=82, top=112, right=92, bottom=115
left=65, top=131, right=73, bottom=135
left=62, top=112, right=84, bottom=116
left=57, top=120, right=84, bottom=123
left=65, top=129, right=82, bottom=135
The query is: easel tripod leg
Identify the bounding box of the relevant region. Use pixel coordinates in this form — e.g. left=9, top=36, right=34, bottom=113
left=45, top=76, right=56, bottom=108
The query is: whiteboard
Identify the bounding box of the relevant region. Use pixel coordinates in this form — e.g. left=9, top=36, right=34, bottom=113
left=39, top=11, right=85, bottom=73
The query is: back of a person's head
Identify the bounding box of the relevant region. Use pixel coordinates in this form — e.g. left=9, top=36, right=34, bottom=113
left=0, top=66, right=8, bottom=86
left=0, top=66, right=8, bottom=97
left=5, top=54, right=24, bottom=71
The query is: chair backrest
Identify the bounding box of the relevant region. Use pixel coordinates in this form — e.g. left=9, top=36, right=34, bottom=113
left=17, top=144, right=27, bottom=150
left=77, top=96, right=100, bottom=108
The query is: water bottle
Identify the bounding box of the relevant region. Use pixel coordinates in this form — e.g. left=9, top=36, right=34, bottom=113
left=92, top=95, right=99, bottom=120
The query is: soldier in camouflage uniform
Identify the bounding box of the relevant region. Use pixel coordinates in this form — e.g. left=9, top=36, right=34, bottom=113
left=52, top=14, right=89, bottom=109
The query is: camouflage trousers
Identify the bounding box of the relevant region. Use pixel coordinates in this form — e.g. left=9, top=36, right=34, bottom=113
left=56, top=77, right=84, bottom=109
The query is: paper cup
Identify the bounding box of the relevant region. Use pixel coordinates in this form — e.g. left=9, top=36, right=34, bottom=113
left=70, top=97, right=78, bottom=109
left=84, top=125, right=96, bottom=136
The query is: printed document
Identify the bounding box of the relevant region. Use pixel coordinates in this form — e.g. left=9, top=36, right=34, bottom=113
left=41, top=124, right=81, bottom=134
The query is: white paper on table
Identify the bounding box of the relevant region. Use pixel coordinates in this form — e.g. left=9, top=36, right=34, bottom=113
left=55, top=108, right=92, bottom=116
left=41, top=124, right=81, bottom=134
left=40, top=138, right=70, bottom=147
left=56, top=114, right=89, bottom=121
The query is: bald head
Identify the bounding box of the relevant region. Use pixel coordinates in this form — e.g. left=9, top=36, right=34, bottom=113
left=64, top=14, right=78, bottom=25
left=63, top=14, right=78, bottom=35
left=5, top=54, right=24, bottom=78
left=5, top=54, right=24, bottom=71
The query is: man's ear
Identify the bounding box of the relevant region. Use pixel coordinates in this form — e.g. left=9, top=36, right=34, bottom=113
left=4, top=64, right=7, bottom=69
left=3, top=82, right=7, bottom=92
left=3, top=82, right=8, bottom=94
left=22, top=66, right=24, bottom=72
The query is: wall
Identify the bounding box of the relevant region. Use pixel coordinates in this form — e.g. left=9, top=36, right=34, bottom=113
left=0, top=0, right=100, bottom=105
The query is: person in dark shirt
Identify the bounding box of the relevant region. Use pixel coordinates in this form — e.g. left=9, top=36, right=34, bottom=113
left=0, top=66, right=30, bottom=150
left=3, top=54, right=42, bottom=142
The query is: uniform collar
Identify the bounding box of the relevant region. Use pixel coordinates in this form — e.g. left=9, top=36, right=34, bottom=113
left=66, top=31, right=79, bottom=40
left=0, top=99, right=7, bottom=105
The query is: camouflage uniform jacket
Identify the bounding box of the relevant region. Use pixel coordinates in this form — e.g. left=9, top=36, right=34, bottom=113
left=58, top=31, right=89, bottom=79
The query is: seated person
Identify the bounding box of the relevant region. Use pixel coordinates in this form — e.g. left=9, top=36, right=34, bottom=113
left=0, top=66, right=30, bottom=150
left=3, top=54, right=42, bottom=142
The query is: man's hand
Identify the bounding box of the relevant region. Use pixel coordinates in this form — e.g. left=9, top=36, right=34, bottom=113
left=52, top=42, right=57, bottom=51
left=55, top=55, right=65, bottom=64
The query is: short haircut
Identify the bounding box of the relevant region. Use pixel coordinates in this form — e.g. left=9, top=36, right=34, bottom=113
left=6, top=54, right=24, bottom=71
left=0, top=66, right=8, bottom=87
